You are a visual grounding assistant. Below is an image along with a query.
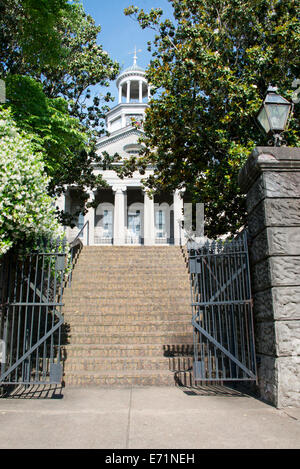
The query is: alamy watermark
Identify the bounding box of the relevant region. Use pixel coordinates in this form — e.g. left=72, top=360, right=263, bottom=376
left=154, top=202, right=205, bottom=242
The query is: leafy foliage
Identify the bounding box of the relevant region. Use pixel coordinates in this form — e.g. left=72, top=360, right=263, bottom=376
left=0, top=107, right=64, bottom=256
left=0, top=1, right=120, bottom=222
left=0, top=0, right=70, bottom=75
left=124, top=0, right=300, bottom=237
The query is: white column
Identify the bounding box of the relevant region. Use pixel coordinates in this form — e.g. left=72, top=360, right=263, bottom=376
left=113, top=185, right=126, bottom=245
left=144, top=191, right=155, bottom=245
left=55, top=192, right=67, bottom=238
left=84, top=191, right=95, bottom=246
left=139, top=80, right=143, bottom=103
left=126, top=80, right=130, bottom=103
left=173, top=190, right=184, bottom=245
left=118, top=84, right=122, bottom=104
left=148, top=84, right=151, bottom=101
left=56, top=192, right=65, bottom=213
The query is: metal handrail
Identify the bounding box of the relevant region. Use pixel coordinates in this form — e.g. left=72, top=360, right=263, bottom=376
left=70, top=220, right=89, bottom=248
left=67, top=221, right=89, bottom=286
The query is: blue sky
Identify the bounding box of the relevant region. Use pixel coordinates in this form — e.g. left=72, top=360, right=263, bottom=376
left=81, top=0, right=174, bottom=101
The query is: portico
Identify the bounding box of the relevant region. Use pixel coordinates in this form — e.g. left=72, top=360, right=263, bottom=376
left=63, top=185, right=184, bottom=246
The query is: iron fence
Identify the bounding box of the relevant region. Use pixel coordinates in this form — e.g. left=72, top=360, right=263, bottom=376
left=188, top=230, right=257, bottom=382
left=0, top=226, right=86, bottom=387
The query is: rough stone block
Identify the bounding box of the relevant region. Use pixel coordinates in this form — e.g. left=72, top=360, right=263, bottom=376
left=253, top=287, right=300, bottom=322
left=269, top=227, right=300, bottom=255
left=248, top=199, right=300, bottom=238
left=252, top=289, right=274, bottom=322
left=249, top=229, right=268, bottom=264
left=248, top=201, right=266, bottom=238
left=247, top=176, right=265, bottom=214
left=254, top=321, right=276, bottom=356
left=252, top=256, right=300, bottom=292
left=277, top=356, right=300, bottom=408
left=250, top=227, right=300, bottom=263
left=256, top=354, right=277, bottom=406
left=264, top=171, right=300, bottom=199
left=276, top=321, right=300, bottom=357
left=252, top=258, right=271, bottom=292
left=272, top=287, right=300, bottom=321
left=255, top=321, right=300, bottom=357
left=257, top=355, right=300, bottom=408
left=247, top=172, right=300, bottom=214
left=265, top=198, right=300, bottom=227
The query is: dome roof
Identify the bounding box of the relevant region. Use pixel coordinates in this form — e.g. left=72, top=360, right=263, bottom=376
left=122, top=63, right=145, bottom=74
left=116, top=48, right=146, bottom=85
left=117, top=63, right=145, bottom=84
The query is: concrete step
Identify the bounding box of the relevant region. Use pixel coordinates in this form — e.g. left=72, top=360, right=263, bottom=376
left=62, top=298, right=191, bottom=307
left=68, top=281, right=189, bottom=289
left=65, top=321, right=192, bottom=334
left=63, top=331, right=194, bottom=345
left=62, top=244, right=192, bottom=387
left=63, top=343, right=194, bottom=358
left=63, top=356, right=193, bottom=372
left=80, top=247, right=184, bottom=254
left=71, top=268, right=188, bottom=274
left=77, top=253, right=186, bottom=259
left=63, top=312, right=191, bottom=322
left=63, top=293, right=190, bottom=302
left=63, top=369, right=194, bottom=387
left=62, top=304, right=190, bottom=313
left=64, top=342, right=194, bottom=359
left=67, top=280, right=190, bottom=288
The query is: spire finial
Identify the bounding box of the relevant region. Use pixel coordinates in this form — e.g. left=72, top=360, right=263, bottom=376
left=129, top=46, right=142, bottom=66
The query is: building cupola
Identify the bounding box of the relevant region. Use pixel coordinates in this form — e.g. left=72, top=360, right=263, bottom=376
left=116, top=48, right=150, bottom=104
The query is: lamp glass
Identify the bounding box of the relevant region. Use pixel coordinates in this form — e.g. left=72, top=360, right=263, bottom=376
left=266, top=103, right=291, bottom=132
left=257, top=106, right=270, bottom=134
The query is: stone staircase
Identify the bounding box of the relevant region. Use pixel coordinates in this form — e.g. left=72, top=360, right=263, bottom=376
left=62, top=246, right=194, bottom=386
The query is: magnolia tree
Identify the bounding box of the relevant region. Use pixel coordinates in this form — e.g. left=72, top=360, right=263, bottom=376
left=124, top=0, right=300, bottom=237
left=0, top=108, right=64, bottom=256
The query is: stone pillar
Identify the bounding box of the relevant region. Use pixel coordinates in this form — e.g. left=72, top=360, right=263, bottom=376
left=239, top=146, right=300, bottom=408
left=144, top=191, right=155, bottom=245
left=173, top=190, right=184, bottom=245
left=139, top=80, right=143, bottom=103
left=84, top=191, right=95, bottom=246
left=112, top=185, right=126, bottom=245
left=126, top=81, right=130, bottom=103
left=118, top=84, right=122, bottom=104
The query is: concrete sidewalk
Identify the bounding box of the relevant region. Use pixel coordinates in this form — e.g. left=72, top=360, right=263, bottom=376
left=0, top=384, right=299, bottom=449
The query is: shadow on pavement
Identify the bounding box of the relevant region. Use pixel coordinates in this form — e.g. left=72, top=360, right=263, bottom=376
left=0, top=384, right=64, bottom=399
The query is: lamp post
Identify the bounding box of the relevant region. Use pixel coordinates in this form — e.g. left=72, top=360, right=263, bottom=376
left=257, top=85, right=293, bottom=146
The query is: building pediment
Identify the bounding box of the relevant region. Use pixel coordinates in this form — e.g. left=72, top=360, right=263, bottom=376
left=97, top=127, right=144, bottom=150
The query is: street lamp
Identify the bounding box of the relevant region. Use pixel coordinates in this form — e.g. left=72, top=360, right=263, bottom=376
left=257, top=85, right=293, bottom=146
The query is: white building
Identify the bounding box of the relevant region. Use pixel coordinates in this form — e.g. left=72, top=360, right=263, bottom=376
left=58, top=56, right=186, bottom=246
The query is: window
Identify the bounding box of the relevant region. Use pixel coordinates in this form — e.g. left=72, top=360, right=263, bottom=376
left=156, top=210, right=166, bottom=238
left=103, top=209, right=113, bottom=238
left=126, top=114, right=143, bottom=126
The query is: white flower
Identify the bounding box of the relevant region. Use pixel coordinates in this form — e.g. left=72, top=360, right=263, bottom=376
left=0, top=107, right=64, bottom=256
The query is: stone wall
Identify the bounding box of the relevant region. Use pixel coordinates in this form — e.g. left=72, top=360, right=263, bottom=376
left=239, top=146, right=300, bottom=408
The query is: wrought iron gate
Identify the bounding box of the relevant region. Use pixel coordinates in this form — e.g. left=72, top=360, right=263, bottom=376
left=0, top=240, right=68, bottom=386
left=188, top=230, right=257, bottom=382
